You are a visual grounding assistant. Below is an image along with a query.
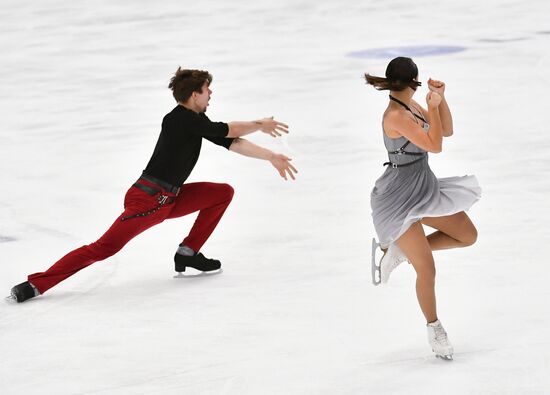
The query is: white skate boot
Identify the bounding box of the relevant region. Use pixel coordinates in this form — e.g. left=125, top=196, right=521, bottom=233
left=427, top=320, right=454, bottom=360
left=371, top=239, right=408, bottom=285
left=380, top=243, right=408, bottom=284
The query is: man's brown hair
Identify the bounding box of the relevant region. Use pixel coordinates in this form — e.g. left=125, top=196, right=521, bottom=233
left=168, top=67, right=212, bottom=102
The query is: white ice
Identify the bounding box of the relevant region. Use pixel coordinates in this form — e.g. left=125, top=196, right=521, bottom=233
left=1, top=1, right=549, bottom=394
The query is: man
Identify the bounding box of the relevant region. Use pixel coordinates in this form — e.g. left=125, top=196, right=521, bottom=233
left=8, top=67, right=297, bottom=303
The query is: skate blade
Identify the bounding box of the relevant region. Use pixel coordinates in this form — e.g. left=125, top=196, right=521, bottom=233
left=371, top=238, right=381, bottom=286
left=4, top=295, right=17, bottom=303
left=173, top=268, right=223, bottom=278
left=435, top=354, right=453, bottom=361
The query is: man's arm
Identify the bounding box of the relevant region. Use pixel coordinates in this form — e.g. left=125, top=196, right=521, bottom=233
left=229, top=138, right=298, bottom=181
left=227, top=117, right=289, bottom=138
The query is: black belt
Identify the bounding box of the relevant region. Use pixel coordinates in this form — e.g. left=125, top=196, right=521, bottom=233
left=121, top=175, right=180, bottom=222
left=132, top=182, right=162, bottom=196
left=383, top=138, right=427, bottom=169
left=138, top=173, right=181, bottom=195
left=383, top=155, right=426, bottom=169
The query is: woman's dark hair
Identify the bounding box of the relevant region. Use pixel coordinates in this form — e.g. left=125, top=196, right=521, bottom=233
left=168, top=67, right=213, bottom=102
left=364, top=57, right=421, bottom=91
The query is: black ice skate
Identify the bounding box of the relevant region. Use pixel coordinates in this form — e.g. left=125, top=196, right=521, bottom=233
left=6, top=281, right=39, bottom=303
left=174, top=252, right=222, bottom=278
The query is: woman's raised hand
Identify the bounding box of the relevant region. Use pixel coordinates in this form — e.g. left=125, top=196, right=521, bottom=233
left=427, top=78, right=445, bottom=96
left=426, top=91, right=442, bottom=108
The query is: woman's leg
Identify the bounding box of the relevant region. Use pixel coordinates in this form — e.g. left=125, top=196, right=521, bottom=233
left=421, top=211, right=477, bottom=251
left=396, top=222, right=438, bottom=323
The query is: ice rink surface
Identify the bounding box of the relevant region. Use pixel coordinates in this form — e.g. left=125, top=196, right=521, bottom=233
left=1, top=1, right=549, bottom=394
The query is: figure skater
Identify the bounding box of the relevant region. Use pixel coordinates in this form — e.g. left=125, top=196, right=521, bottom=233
left=366, top=57, right=481, bottom=360
left=9, top=67, right=297, bottom=303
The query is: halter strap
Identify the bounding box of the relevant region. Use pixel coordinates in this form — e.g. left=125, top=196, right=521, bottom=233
left=384, top=96, right=428, bottom=168
left=389, top=95, right=428, bottom=123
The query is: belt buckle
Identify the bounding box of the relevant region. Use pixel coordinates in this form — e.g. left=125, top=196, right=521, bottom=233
left=158, top=194, right=168, bottom=205
left=392, top=163, right=398, bottom=169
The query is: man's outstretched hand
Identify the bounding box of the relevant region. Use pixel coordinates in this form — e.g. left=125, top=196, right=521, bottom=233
left=256, top=117, right=289, bottom=137
left=269, top=153, right=298, bottom=180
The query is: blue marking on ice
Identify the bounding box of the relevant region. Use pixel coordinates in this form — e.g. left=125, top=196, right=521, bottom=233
left=346, top=45, right=467, bottom=59
left=478, top=37, right=528, bottom=43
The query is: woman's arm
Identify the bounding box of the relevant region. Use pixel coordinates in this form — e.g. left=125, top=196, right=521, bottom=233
left=411, top=79, right=453, bottom=137
left=437, top=95, right=453, bottom=137
left=421, top=78, right=453, bottom=136
left=229, top=138, right=298, bottom=180
left=386, top=92, right=443, bottom=153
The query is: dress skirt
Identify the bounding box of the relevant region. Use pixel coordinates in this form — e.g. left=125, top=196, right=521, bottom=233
left=370, top=156, right=481, bottom=249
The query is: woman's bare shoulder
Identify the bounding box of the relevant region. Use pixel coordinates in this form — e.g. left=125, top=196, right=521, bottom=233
left=382, top=109, right=405, bottom=138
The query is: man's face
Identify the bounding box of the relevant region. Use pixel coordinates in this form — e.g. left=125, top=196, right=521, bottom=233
left=194, top=82, right=212, bottom=112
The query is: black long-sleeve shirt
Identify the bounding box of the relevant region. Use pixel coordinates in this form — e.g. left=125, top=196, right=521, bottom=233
left=143, top=105, right=234, bottom=186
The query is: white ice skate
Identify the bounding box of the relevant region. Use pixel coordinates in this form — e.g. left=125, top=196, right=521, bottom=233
left=371, top=238, right=408, bottom=285
left=427, top=320, right=454, bottom=360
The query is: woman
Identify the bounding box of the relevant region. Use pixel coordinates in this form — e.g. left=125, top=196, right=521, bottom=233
left=366, top=57, right=481, bottom=360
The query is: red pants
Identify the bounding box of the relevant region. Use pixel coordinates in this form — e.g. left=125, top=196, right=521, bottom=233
left=28, top=181, right=234, bottom=294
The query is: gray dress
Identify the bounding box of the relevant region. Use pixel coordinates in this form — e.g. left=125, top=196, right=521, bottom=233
left=370, top=121, right=481, bottom=249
